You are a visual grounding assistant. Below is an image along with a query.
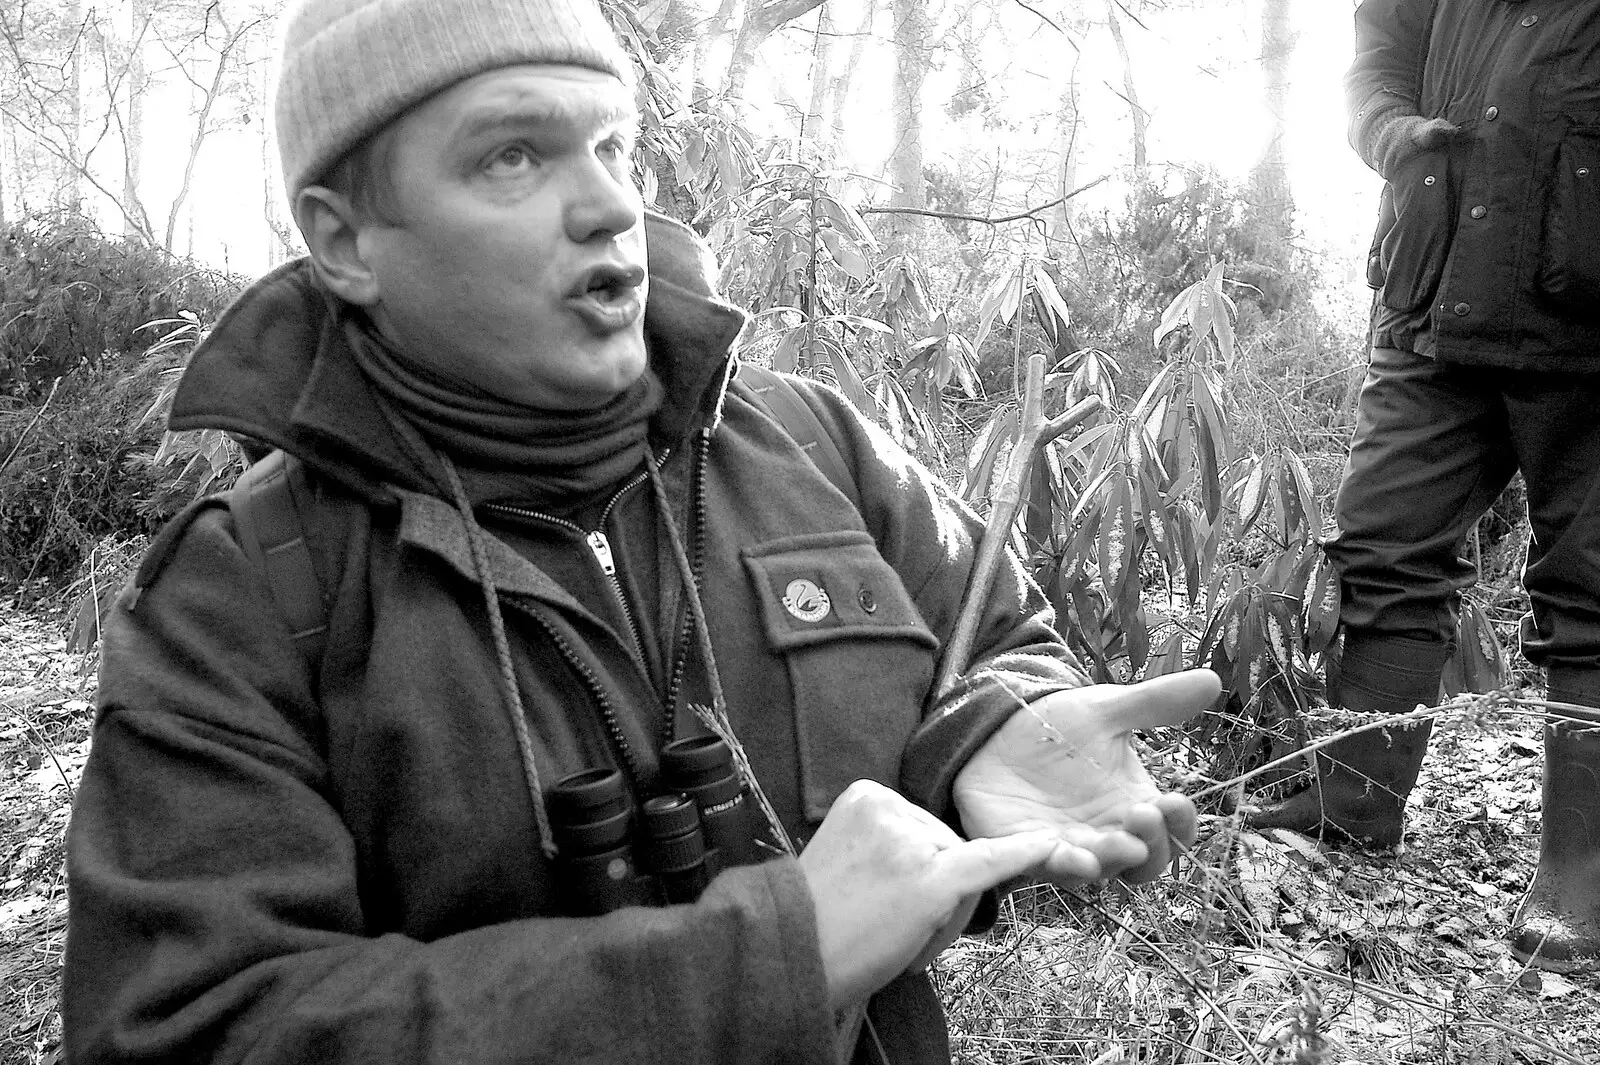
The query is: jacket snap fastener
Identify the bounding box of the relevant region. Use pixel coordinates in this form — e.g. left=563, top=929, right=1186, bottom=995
left=1453, top=302, right=1471, bottom=317
left=1485, top=106, right=1499, bottom=121
left=1579, top=168, right=1592, bottom=178
left=858, top=588, right=877, bottom=613
left=1521, top=14, right=1538, bottom=26
left=1470, top=205, right=1487, bottom=219
left=1424, top=175, right=1437, bottom=186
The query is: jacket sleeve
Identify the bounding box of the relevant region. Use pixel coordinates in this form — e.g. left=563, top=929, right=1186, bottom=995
left=777, top=379, right=1089, bottom=819
left=1345, top=0, right=1435, bottom=171
left=64, top=508, right=835, bottom=1065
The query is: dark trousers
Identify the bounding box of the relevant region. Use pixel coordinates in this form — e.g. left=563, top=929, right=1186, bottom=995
left=1326, top=346, right=1600, bottom=669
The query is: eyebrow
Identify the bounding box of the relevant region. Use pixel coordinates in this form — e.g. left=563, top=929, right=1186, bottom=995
left=453, top=96, right=639, bottom=144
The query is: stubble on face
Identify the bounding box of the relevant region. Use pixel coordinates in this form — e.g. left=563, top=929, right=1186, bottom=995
left=355, top=66, right=650, bottom=411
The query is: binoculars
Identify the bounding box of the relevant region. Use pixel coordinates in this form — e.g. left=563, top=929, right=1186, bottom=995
left=547, top=735, right=765, bottom=916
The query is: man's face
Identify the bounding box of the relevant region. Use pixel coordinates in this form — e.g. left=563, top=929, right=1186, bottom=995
left=354, top=65, right=647, bottom=410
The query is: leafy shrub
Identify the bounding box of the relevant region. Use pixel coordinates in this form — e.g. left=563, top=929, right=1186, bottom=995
left=0, top=221, right=246, bottom=590
left=0, top=355, right=167, bottom=586
left=0, top=211, right=240, bottom=401
left=1062, top=169, right=1321, bottom=395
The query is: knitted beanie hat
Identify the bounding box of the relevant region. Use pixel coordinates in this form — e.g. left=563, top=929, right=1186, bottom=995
left=274, top=0, right=633, bottom=198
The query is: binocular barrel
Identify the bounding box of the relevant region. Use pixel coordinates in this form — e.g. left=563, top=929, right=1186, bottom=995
left=546, top=768, right=653, bottom=916
left=546, top=736, right=763, bottom=916
left=660, top=736, right=761, bottom=869
left=639, top=794, right=712, bottom=904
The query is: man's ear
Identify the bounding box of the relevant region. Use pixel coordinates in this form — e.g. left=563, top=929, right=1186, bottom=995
left=295, top=187, right=381, bottom=306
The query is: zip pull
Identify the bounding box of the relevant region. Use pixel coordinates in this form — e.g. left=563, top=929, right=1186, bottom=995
left=586, top=530, right=617, bottom=576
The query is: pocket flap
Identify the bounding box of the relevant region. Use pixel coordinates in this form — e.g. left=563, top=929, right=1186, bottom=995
left=742, top=531, right=938, bottom=652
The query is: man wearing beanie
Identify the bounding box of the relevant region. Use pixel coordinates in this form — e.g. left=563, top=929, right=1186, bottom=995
left=61, top=0, right=1219, bottom=1060
left=1246, top=0, right=1600, bottom=973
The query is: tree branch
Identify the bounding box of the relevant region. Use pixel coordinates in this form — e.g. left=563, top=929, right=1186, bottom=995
left=860, top=174, right=1108, bottom=226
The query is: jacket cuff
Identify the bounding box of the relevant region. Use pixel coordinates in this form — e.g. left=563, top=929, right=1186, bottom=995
left=1349, top=93, right=1413, bottom=175
left=900, top=665, right=1082, bottom=819
left=703, top=858, right=836, bottom=1061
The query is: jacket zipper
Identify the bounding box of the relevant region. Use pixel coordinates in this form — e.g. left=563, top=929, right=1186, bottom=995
left=485, top=457, right=664, bottom=677
left=513, top=602, right=643, bottom=789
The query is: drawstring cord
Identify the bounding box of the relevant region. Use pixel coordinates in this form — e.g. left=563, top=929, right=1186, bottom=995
left=645, top=440, right=796, bottom=859
left=438, top=453, right=559, bottom=860
left=645, top=437, right=730, bottom=729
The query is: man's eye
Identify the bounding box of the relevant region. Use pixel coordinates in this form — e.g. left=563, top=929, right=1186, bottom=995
left=485, top=144, right=536, bottom=174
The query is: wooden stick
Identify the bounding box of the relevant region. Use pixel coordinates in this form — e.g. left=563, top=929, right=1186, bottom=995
left=934, top=352, right=1102, bottom=699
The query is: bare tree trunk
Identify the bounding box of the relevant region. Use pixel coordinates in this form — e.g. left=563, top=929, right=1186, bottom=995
left=164, top=16, right=260, bottom=249
left=824, top=0, right=875, bottom=139
left=725, top=0, right=824, bottom=100
left=882, top=0, right=927, bottom=254
left=802, top=2, right=834, bottom=143
left=262, top=56, right=292, bottom=266
left=1104, top=0, right=1146, bottom=173
left=1054, top=63, right=1082, bottom=233
left=61, top=0, right=84, bottom=210
left=1251, top=0, right=1294, bottom=242
left=123, top=0, right=147, bottom=240
left=0, top=109, right=9, bottom=226
left=694, top=0, right=740, bottom=96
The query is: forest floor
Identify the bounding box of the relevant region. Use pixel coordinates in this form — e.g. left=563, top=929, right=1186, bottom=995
left=2, top=595, right=1597, bottom=1065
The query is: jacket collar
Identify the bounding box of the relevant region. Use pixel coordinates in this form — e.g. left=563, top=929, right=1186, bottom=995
left=168, top=213, right=749, bottom=501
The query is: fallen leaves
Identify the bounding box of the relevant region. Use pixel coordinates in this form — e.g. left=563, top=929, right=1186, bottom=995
left=1, top=598, right=94, bottom=1065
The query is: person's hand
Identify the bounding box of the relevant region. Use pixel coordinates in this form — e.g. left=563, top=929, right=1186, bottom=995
left=797, top=779, right=1058, bottom=1011
left=953, top=669, right=1221, bottom=885
left=1372, top=113, right=1465, bottom=181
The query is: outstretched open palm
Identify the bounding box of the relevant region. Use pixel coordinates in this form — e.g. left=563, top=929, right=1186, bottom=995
left=953, top=669, right=1221, bottom=884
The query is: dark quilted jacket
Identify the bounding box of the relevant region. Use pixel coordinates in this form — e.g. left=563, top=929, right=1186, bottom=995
left=1351, top=0, right=1600, bottom=369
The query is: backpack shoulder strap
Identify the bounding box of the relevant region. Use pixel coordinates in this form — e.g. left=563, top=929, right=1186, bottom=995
left=229, top=449, right=330, bottom=665
left=736, top=363, right=862, bottom=513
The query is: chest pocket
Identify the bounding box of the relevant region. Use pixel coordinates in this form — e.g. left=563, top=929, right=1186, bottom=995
left=743, top=531, right=939, bottom=822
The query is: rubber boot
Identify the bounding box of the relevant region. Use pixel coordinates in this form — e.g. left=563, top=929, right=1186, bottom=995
left=1245, top=632, right=1449, bottom=848
left=1509, top=666, right=1600, bottom=973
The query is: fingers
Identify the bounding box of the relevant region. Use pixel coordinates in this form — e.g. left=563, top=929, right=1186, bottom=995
left=1104, top=796, right=1200, bottom=883
left=1035, top=839, right=1105, bottom=883
left=1155, top=793, right=1199, bottom=850
left=931, top=830, right=1060, bottom=898
left=1111, top=802, right=1172, bottom=882
left=1095, top=669, right=1222, bottom=734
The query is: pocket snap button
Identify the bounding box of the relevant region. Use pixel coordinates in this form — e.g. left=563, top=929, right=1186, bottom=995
left=1424, top=175, right=1437, bottom=186
left=1521, top=14, right=1538, bottom=26
left=858, top=588, right=877, bottom=614
left=1453, top=302, right=1471, bottom=317
left=1470, top=205, right=1487, bottom=219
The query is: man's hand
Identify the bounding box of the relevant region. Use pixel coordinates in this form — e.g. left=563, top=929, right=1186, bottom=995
left=954, top=669, right=1221, bottom=885
left=797, top=780, right=1058, bottom=1011
left=1370, top=113, right=1465, bottom=181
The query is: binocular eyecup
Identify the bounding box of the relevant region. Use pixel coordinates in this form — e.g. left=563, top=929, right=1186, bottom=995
left=548, top=736, right=764, bottom=916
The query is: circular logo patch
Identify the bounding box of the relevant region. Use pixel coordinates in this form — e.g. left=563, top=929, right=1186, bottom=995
left=782, top=579, right=831, bottom=623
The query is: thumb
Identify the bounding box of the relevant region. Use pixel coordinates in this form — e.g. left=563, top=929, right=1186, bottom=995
left=1095, top=669, right=1223, bottom=734
left=932, top=831, right=1058, bottom=897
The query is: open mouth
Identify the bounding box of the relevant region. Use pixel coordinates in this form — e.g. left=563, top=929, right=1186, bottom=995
left=565, top=263, right=646, bottom=333
left=570, top=263, right=645, bottom=303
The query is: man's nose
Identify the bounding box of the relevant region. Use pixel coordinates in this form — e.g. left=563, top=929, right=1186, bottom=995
left=564, top=159, right=641, bottom=244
